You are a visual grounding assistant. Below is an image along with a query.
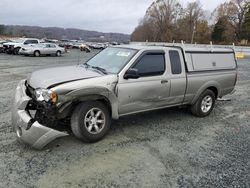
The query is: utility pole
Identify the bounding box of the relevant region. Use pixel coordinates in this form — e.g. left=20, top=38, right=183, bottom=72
left=191, top=22, right=196, bottom=44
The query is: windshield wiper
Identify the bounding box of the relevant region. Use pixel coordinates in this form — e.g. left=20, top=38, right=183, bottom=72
left=83, top=63, right=108, bottom=75
left=83, top=63, right=91, bottom=68
left=91, top=66, right=108, bottom=75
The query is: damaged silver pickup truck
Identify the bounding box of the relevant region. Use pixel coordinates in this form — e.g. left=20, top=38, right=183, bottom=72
left=12, top=45, right=237, bottom=149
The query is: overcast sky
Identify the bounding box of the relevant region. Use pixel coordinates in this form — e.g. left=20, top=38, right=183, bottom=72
left=0, top=0, right=226, bottom=34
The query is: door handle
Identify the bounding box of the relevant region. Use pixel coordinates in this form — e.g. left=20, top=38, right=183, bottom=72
left=161, top=80, right=169, bottom=84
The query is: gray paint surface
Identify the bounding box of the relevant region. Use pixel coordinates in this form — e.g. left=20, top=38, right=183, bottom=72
left=28, top=65, right=102, bottom=89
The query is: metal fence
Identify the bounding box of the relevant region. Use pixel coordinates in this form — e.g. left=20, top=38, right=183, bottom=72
left=131, top=42, right=250, bottom=56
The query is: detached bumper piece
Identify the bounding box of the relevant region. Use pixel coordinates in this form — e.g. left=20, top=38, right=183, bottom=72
left=12, top=80, right=68, bottom=149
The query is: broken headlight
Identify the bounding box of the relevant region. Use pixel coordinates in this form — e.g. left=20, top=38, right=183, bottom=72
left=35, top=88, right=57, bottom=104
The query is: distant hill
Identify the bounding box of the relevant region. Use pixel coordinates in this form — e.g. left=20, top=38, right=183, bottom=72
left=1, top=25, right=130, bottom=42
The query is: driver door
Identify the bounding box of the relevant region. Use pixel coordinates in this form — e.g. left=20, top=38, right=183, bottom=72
left=117, top=51, right=171, bottom=116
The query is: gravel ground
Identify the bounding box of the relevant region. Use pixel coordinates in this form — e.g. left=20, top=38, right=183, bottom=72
left=0, top=50, right=249, bottom=188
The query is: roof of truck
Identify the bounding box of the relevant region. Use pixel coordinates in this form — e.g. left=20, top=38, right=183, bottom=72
left=117, top=44, right=234, bottom=53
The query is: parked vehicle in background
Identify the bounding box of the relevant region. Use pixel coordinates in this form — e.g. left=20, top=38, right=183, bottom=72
left=111, top=41, right=120, bottom=45
left=72, top=43, right=82, bottom=49
left=59, top=41, right=73, bottom=49
left=91, top=43, right=106, bottom=50
left=3, top=38, right=40, bottom=54
left=80, top=44, right=91, bottom=52
left=19, top=43, right=65, bottom=57
left=0, top=41, right=4, bottom=53
left=12, top=45, right=237, bottom=149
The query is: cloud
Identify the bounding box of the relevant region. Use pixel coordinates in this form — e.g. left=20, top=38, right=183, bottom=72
left=0, top=0, right=225, bottom=34
left=183, top=0, right=225, bottom=11
left=0, top=0, right=152, bottom=34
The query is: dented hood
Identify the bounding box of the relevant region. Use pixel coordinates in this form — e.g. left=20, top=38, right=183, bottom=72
left=27, top=65, right=102, bottom=89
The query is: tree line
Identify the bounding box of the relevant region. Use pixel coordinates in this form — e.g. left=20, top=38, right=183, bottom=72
left=131, top=0, right=250, bottom=44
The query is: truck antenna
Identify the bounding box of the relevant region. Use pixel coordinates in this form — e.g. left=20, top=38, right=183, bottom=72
left=181, top=40, right=185, bottom=48
left=210, top=41, right=213, bottom=52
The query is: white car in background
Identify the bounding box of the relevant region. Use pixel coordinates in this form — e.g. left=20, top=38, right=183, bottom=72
left=19, top=43, right=65, bottom=57
left=3, top=38, right=40, bottom=54
left=0, top=41, right=4, bottom=53
left=91, top=43, right=106, bottom=50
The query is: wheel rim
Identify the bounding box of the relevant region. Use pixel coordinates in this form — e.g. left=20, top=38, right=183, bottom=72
left=84, top=108, right=105, bottom=134
left=201, top=95, right=213, bottom=113
left=57, top=51, right=61, bottom=56
left=35, top=51, right=39, bottom=57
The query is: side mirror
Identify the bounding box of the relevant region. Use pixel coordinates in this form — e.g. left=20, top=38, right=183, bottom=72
left=124, top=68, right=139, bottom=79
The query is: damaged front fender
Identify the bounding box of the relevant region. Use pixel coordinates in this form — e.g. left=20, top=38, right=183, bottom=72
left=65, top=86, right=119, bottom=119
left=12, top=80, right=69, bottom=150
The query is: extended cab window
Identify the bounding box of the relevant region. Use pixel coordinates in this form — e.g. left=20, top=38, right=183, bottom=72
left=169, top=50, right=182, bottom=74
left=133, top=53, right=165, bottom=77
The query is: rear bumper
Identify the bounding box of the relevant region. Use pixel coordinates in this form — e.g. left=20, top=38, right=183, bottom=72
left=12, top=80, right=68, bottom=149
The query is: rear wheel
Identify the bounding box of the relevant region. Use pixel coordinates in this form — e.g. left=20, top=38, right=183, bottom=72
left=71, top=101, right=111, bottom=142
left=191, top=89, right=215, bottom=117
left=34, top=50, right=40, bottom=57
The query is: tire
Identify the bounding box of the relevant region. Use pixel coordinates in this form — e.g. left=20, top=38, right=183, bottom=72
left=191, top=89, right=216, bottom=117
left=34, top=50, right=40, bottom=57
left=56, top=51, right=61, bottom=57
left=71, top=101, right=111, bottom=143
left=14, top=47, right=20, bottom=55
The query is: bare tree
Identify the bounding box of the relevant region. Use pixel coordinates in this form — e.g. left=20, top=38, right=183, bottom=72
left=131, top=18, right=155, bottom=42
left=213, top=0, right=250, bottom=40
left=173, top=1, right=204, bottom=43
left=131, top=0, right=250, bottom=44
left=145, top=0, right=181, bottom=41
left=185, top=1, right=204, bottom=43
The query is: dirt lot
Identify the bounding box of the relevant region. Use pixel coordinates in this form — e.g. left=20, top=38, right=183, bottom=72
left=0, top=50, right=249, bottom=188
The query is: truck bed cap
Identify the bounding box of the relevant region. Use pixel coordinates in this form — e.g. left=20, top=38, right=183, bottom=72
left=118, top=44, right=234, bottom=53
left=184, top=47, right=234, bottom=53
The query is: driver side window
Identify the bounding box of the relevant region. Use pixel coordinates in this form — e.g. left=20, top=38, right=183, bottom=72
left=133, top=53, right=165, bottom=77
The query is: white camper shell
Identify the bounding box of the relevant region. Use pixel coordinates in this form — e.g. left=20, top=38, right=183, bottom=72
left=184, top=48, right=236, bottom=72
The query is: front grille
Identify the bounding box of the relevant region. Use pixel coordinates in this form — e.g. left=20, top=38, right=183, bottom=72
left=3, top=45, right=14, bottom=49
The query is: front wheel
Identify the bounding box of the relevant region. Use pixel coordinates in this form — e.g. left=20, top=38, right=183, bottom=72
left=56, top=51, right=61, bottom=57
left=191, top=89, right=216, bottom=117
left=71, top=101, right=111, bottom=142
left=34, top=50, right=40, bottom=57
left=14, top=47, right=20, bottom=55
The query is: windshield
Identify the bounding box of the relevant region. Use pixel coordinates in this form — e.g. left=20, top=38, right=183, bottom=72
left=85, top=47, right=137, bottom=74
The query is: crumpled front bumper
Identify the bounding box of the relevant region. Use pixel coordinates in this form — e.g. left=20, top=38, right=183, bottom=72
left=12, top=80, right=68, bottom=149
